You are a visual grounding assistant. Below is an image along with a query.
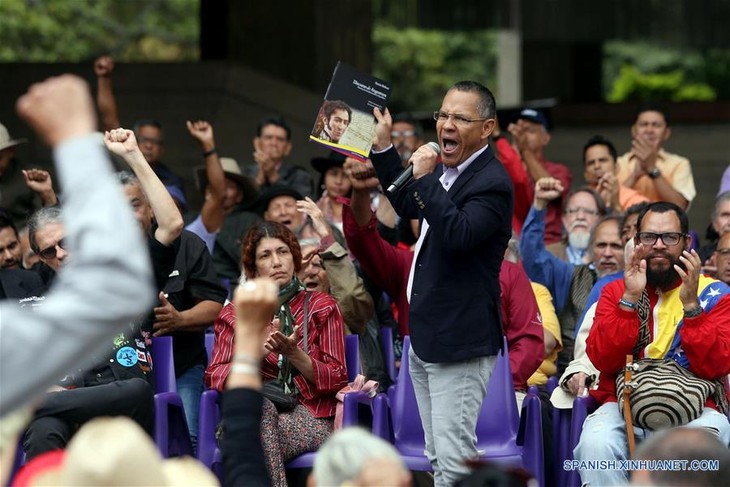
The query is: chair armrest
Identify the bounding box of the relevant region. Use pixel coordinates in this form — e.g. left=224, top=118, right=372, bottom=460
left=342, top=390, right=374, bottom=428
left=371, top=393, right=393, bottom=442
left=569, top=395, right=597, bottom=455
left=197, top=389, right=221, bottom=465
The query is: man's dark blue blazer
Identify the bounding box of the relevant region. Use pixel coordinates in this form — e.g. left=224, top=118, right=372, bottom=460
left=372, top=145, right=513, bottom=363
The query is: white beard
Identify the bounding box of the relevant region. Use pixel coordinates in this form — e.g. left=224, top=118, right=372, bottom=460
left=568, top=230, right=591, bottom=250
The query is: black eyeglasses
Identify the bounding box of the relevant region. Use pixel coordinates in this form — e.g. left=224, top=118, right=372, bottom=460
left=39, top=238, right=67, bottom=260
left=636, top=232, right=686, bottom=246
left=433, top=111, right=488, bottom=126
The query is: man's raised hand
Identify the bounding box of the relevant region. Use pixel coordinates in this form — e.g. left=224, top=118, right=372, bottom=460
left=103, top=128, right=141, bottom=158
left=372, top=107, right=393, bottom=151
left=533, top=177, right=564, bottom=210
left=16, top=75, right=96, bottom=147
left=186, top=120, right=215, bottom=152
left=94, top=56, right=115, bottom=78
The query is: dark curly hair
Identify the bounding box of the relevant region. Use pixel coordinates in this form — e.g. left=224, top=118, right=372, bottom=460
left=241, top=221, right=302, bottom=279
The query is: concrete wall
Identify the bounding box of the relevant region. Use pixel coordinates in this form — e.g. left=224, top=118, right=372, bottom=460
left=1, top=62, right=728, bottom=241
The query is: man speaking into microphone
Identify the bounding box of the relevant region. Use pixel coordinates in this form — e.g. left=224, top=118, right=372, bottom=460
left=371, top=81, right=513, bottom=486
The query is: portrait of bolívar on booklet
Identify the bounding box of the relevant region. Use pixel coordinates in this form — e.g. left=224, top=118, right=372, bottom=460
left=310, top=61, right=392, bottom=161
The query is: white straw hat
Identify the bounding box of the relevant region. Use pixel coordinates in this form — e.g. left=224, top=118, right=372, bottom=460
left=0, top=123, right=26, bottom=151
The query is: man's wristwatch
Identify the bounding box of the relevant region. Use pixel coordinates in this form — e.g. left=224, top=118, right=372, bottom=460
left=648, top=167, right=662, bottom=179
left=684, top=305, right=703, bottom=319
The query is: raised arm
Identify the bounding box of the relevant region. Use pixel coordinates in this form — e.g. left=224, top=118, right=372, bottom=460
left=222, top=278, right=279, bottom=487
left=1, top=75, right=154, bottom=413
left=626, top=138, right=689, bottom=209
left=104, top=128, right=183, bottom=246
left=520, top=177, right=574, bottom=312
left=297, top=197, right=374, bottom=334
left=187, top=120, right=226, bottom=232
left=94, top=56, right=120, bottom=132
left=342, top=157, right=411, bottom=301
left=22, top=168, right=58, bottom=207
left=509, top=121, right=551, bottom=182
left=343, top=158, right=380, bottom=227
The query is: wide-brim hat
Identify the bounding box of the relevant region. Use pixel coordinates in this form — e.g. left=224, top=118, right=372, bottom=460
left=254, top=184, right=304, bottom=215
left=311, top=151, right=347, bottom=174
left=195, top=157, right=259, bottom=207
left=12, top=417, right=218, bottom=487
left=0, top=123, right=26, bottom=151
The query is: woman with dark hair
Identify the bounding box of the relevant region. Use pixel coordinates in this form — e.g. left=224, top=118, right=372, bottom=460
left=205, top=221, right=347, bottom=485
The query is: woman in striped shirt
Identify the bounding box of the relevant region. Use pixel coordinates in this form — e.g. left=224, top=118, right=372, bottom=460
left=205, top=221, right=347, bottom=485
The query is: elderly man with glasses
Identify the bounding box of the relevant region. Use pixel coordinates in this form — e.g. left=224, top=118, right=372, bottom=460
left=520, top=177, right=624, bottom=374
left=20, top=180, right=180, bottom=460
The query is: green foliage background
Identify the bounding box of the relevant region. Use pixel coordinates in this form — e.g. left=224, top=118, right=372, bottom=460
left=2, top=1, right=729, bottom=106
left=0, top=0, right=199, bottom=62
left=603, top=41, right=721, bottom=102
left=372, top=23, right=497, bottom=113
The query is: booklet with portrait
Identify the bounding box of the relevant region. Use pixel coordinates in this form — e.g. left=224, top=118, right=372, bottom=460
left=309, top=61, right=392, bottom=161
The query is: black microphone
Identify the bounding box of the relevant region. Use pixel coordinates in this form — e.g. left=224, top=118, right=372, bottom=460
left=387, top=142, right=441, bottom=194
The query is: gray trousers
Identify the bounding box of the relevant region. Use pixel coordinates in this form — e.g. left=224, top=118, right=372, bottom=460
left=409, top=346, right=497, bottom=487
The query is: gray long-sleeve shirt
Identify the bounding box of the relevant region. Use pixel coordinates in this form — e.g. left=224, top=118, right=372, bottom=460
left=0, top=134, right=154, bottom=415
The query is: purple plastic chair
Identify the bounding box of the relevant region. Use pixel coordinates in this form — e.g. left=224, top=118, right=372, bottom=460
left=688, top=230, right=700, bottom=252
left=372, top=336, right=544, bottom=485
left=545, top=375, right=573, bottom=487
left=565, top=393, right=597, bottom=487
left=198, top=334, right=362, bottom=478
left=204, top=333, right=215, bottom=362
left=286, top=334, right=361, bottom=469
left=379, top=326, right=397, bottom=384
left=151, top=336, right=194, bottom=458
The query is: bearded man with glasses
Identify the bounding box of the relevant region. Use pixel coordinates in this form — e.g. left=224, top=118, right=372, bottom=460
left=575, top=201, right=730, bottom=486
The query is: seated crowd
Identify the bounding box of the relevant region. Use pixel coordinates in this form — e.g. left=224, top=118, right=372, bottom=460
left=0, top=56, right=729, bottom=487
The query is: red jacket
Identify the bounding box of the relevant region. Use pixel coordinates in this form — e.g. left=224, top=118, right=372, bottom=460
left=587, top=278, right=730, bottom=407
left=494, top=138, right=572, bottom=243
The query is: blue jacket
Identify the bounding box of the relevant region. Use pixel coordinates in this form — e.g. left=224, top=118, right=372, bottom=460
left=520, top=206, right=575, bottom=313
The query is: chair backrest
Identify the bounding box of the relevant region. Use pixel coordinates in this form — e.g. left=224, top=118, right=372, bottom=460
left=204, top=333, right=215, bottom=363
left=151, top=336, right=176, bottom=393
left=388, top=336, right=522, bottom=456
left=388, top=337, right=427, bottom=455
left=688, top=230, right=700, bottom=252
left=345, top=334, right=360, bottom=382
left=379, top=326, right=397, bottom=383
left=475, top=336, right=520, bottom=449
